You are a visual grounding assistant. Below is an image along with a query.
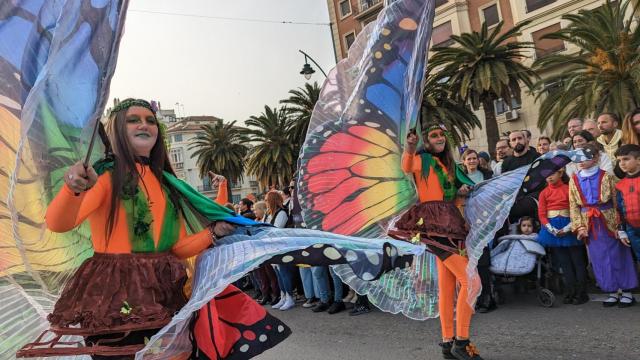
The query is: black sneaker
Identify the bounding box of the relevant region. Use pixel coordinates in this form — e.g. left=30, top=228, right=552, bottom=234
left=451, top=339, right=483, bottom=360
left=439, top=341, right=456, bottom=359
left=476, top=297, right=496, bottom=314
left=327, top=301, right=346, bottom=314
left=312, top=302, right=331, bottom=313
left=348, top=304, right=371, bottom=316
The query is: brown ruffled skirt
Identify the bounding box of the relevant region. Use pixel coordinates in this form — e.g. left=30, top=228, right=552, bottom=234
left=389, top=201, right=469, bottom=260
left=48, top=252, right=187, bottom=336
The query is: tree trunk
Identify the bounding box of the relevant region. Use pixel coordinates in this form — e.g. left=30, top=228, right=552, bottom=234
left=482, top=97, right=500, bottom=157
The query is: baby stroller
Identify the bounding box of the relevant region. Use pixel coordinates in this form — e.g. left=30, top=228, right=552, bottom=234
left=490, top=233, right=557, bottom=307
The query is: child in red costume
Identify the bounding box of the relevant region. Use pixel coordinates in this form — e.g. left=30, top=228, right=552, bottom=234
left=536, top=168, right=589, bottom=305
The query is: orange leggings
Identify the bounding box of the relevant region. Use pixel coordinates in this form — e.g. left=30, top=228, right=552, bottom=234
left=437, top=254, right=473, bottom=340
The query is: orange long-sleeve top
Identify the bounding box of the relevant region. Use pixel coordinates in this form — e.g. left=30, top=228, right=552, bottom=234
left=214, top=179, right=228, bottom=205
left=46, top=164, right=214, bottom=259
left=401, top=152, right=446, bottom=202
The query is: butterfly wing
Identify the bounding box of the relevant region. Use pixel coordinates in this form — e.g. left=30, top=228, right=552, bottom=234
left=0, top=1, right=129, bottom=356
left=298, top=0, right=435, bottom=237
left=299, top=121, right=416, bottom=237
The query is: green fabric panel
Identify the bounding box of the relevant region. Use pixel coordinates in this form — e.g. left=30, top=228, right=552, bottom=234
left=123, top=189, right=155, bottom=253
left=162, top=171, right=236, bottom=221
left=455, top=164, right=475, bottom=187
left=156, top=185, right=181, bottom=252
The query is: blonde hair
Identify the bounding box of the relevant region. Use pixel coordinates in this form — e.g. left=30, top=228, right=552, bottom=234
left=253, top=201, right=267, bottom=214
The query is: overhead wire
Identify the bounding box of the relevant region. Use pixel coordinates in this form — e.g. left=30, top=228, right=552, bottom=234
left=127, top=8, right=331, bottom=26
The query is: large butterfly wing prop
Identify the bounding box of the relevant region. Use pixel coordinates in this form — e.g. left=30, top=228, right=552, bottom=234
left=298, top=0, right=435, bottom=238
left=0, top=1, right=129, bottom=356
left=294, top=0, right=442, bottom=321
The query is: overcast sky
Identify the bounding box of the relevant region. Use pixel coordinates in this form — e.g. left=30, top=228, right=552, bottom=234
left=109, top=0, right=336, bottom=122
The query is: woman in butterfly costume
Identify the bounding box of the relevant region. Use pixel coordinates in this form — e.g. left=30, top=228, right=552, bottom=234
left=16, top=99, right=289, bottom=359
left=17, top=99, right=422, bottom=359
left=390, top=121, right=483, bottom=360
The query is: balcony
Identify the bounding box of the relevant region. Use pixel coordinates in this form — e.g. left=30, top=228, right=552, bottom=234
left=173, top=162, right=184, bottom=170
left=355, top=0, right=383, bottom=21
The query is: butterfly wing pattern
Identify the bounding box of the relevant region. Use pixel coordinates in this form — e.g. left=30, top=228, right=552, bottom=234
left=296, top=0, right=442, bottom=320
left=0, top=1, right=128, bottom=357
left=298, top=0, right=435, bottom=238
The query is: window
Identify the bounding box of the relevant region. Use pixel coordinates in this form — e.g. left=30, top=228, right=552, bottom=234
left=250, top=180, right=259, bottom=188
left=360, top=0, right=382, bottom=11
left=432, top=21, right=454, bottom=47
left=232, top=194, right=241, bottom=204
left=494, top=98, right=509, bottom=115
left=435, top=0, right=448, bottom=7
left=344, top=32, right=356, bottom=51
left=525, top=0, right=557, bottom=13
left=481, top=4, right=500, bottom=27
left=170, top=148, right=183, bottom=164
left=531, top=23, right=565, bottom=58
left=494, top=97, right=521, bottom=115
left=173, top=134, right=183, bottom=142
left=543, top=80, right=563, bottom=96
left=339, top=0, right=352, bottom=18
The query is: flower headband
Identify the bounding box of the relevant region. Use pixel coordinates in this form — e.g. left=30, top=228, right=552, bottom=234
left=424, top=123, right=448, bottom=133
left=422, top=122, right=455, bottom=147
left=110, top=98, right=156, bottom=117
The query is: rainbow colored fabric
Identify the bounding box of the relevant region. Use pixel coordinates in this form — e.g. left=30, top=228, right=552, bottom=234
left=0, top=1, right=129, bottom=357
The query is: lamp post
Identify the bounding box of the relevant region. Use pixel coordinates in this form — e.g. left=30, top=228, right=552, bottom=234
left=299, top=49, right=328, bottom=80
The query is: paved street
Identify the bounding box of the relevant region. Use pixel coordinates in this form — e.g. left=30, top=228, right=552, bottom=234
left=259, top=293, right=640, bottom=360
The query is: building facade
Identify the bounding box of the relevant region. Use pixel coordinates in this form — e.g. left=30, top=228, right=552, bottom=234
left=326, top=0, right=614, bottom=152
left=165, top=115, right=260, bottom=203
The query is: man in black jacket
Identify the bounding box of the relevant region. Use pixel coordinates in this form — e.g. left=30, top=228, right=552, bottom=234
left=501, top=130, right=540, bottom=173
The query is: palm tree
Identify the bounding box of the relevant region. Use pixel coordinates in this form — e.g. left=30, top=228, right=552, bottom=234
left=189, top=120, right=248, bottom=197
left=421, top=74, right=481, bottom=146
left=429, top=21, right=538, bottom=155
left=280, top=82, right=320, bottom=152
left=533, top=0, right=640, bottom=138
left=244, top=105, right=295, bottom=188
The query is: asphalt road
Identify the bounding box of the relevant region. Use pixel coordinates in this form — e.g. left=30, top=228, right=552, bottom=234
left=257, top=293, right=640, bottom=360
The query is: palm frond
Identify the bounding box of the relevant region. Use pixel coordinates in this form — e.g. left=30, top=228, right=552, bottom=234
left=532, top=0, right=640, bottom=138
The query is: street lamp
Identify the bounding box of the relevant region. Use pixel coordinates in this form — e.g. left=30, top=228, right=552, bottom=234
left=298, top=50, right=328, bottom=80
left=300, top=62, right=315, bottom=80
